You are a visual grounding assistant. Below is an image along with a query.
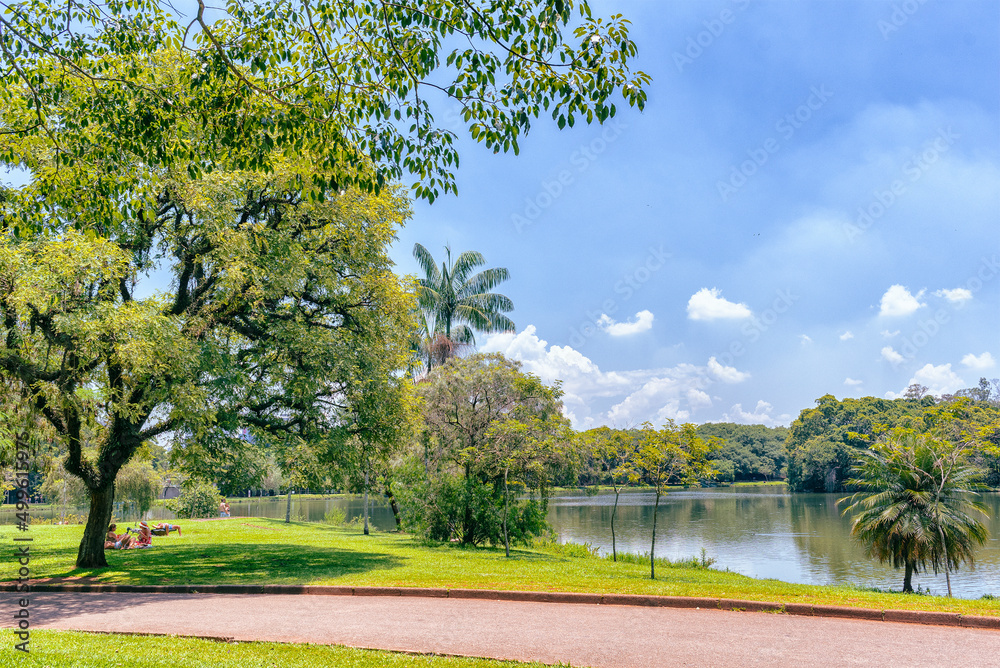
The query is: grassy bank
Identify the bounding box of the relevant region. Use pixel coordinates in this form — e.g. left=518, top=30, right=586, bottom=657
left=2, top=630, right=547, bottom=667
left=2, top=519, right=998, bottom=617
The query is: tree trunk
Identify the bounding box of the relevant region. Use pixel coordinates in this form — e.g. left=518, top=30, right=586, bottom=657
left=611, top=484, right=620, bottom=562
left=650, top=490, right=661, bottom=580
left=363, top=468, right=370, bottom=536
left=285, top=488, right=291, bottom=523
left=462, top=461, right=475, bottom=544
left=903, top=560, right=914, bottom=593
left=76, top=483, right=115, bottom=568
left=503, top=468, right=510, bottom=558
left=385, top=481, right=401, bottom=530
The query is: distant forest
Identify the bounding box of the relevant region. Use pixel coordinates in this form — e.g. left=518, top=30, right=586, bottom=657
left=575, top=379, right=1000, bottom=493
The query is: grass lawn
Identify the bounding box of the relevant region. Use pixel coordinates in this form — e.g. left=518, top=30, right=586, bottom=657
left=2, top=630, right=549, bottom=667
left=3, top=519, right=999, bottom=617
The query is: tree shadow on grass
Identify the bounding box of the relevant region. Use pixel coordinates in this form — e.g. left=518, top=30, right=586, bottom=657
left=61, top=544, right=404, bottom=585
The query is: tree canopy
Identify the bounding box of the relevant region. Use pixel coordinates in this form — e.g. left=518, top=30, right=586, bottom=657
left=0, top=52, right=417, bottom=565
left=1, top=0, right=649, bottom=204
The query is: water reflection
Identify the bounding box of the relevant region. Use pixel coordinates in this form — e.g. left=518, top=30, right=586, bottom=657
left=547, top=487, right=1000, bottom=599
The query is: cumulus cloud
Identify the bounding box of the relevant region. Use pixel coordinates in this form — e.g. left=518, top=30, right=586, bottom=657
left=481, top=326, right=748, bottom=428
left=934, top=287, right=973, bottom=305
left=687, top=288, right=752, bottom=321
left=839, top=331, right=854, bottom=341
left=596, top=310, right=654, bottom=336
left=722, top=400, right=790, bottom=428
left=962, top=352, right=996, bottom=370
left=881, top=346, right=904, bottom=364
left=881, top=329, right=900, bottom=338
left=879, top=285, right=925, bottom=317
left=844, top=377, right=863, bottom=387
left=707, top=356, right=750, bottom=383
left=799, top=334, right=813, bottom=345
left=905, top=363, right=965, bottom=397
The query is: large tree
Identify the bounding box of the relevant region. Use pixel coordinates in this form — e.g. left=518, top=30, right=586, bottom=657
left=403, top=353, right=569, bottom=546
left=1, top=0, right=649, bottom=204
left=0, top=54, right=416, bottom=566
left=841, top=432, right=990, bottom=595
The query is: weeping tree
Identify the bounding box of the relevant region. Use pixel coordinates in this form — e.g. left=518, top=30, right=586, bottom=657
left=842, top=432, right=990, bottom=595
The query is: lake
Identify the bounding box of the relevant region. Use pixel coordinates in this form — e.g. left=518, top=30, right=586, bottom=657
left=547, top=486, right=1000, bottom=599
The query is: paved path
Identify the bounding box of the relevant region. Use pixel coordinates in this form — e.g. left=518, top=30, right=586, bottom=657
left=3, top=592, right=997, bottom=667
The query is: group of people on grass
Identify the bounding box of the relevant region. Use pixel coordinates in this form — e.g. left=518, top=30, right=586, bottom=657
left=105, top=521, right=181, bottom=550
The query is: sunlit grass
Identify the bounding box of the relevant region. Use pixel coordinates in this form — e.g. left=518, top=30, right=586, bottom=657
left=2, top=519, right=998, bottom=617
left=1, top=630, right=551, bottom=667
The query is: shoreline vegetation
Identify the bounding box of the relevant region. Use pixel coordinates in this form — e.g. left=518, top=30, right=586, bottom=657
left=4, top=519, right=997, bottom=617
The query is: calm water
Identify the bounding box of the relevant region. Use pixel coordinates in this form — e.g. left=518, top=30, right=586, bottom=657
left=548, top=487, right=1000, bottom=599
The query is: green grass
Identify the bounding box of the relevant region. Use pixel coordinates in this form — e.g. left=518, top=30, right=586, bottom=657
left=1, top=630, right=551, bottom=667
left=3, top=519, right=999, bottom=617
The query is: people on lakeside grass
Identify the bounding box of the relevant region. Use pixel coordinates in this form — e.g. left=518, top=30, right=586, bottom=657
left=104, top=524, right=134, bottom=550
left=151, top=522, right=181, bottom=536
left=220, top=499, right=230, bottom=518
left=132, top=521, right=153, bottom=548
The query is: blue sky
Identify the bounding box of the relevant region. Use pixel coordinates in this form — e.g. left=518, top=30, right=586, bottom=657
left=392, top=0, right=1000, bottom=428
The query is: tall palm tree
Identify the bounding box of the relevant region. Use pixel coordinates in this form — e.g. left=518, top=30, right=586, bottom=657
left=411, top=243, right=514, bottom=370
left=841, top=432, right=989, bottom=595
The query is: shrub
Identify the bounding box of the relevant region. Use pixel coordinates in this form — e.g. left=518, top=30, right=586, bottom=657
left=166, top=480, right=221, bottom=519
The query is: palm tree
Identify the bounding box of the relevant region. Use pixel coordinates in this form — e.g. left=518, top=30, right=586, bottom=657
left=841, top=432, right=989, bottom=595
left=411, top=243, right=514, bottom=370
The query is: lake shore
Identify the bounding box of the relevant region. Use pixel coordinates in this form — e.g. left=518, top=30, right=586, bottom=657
left=4, top=519, right=998, bottom=618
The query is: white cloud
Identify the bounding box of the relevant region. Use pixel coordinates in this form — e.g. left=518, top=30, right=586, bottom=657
left=481, top=326, right=747, bottom=428
left=722, top=400, right=790, bottom=428
left=596, top=310, right=654, bottom=336
left=707, top=356, right=750, bottom=383
left=881, top=346, right=904, bottom=364
left=880, top=329, right=900, bottom=338
left=844, top=377, right=863, bottom=387
left=934, top=287, right=973, bottom=305
left=879, top=285, right=925, bottom=317
left=687, top=288, right=752, bottom=321
left=904, top=363, right=966, bottom=397
left=962, top=352, right=996, bottom=370
left=799, top=334, right=813, bottom=345
left=839, top=331, right=854, bottom=341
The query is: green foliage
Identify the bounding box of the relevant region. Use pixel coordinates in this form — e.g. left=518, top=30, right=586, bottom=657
left=323, top=507, right=347, bottom=526
left=786, top=394, right=1000, bottom=492
left=841, top=432, right=990, bottom=594
left=697, top=423, right=788, bottom=482
left=166, top=479, right=222, bottom=519
left=401, top=353, right=571, bottom=547
left=1, top=1, right=649, bottom=205
left=115, top=459, right=161, bottom=519
left=411, top=244, right=514, bottom=375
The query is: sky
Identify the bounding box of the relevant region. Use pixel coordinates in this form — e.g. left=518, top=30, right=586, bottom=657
left=390, top=0, right=1000, bottom=429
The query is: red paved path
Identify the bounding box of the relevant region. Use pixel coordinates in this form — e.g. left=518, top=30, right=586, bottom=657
left=3, top=592, right=997, bottom=667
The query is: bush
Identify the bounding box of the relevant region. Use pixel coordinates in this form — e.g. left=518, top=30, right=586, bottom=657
left=166, top=480, right=221, bottom=519
left=323, top=507, right=346, bottom=525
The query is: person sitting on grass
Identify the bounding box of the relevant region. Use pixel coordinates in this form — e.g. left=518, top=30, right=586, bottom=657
left=131, top=522, right=153, bottom=548
left=104, top=524, right=134, bottom=550
left=151, top=522, right=181, bottom=537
